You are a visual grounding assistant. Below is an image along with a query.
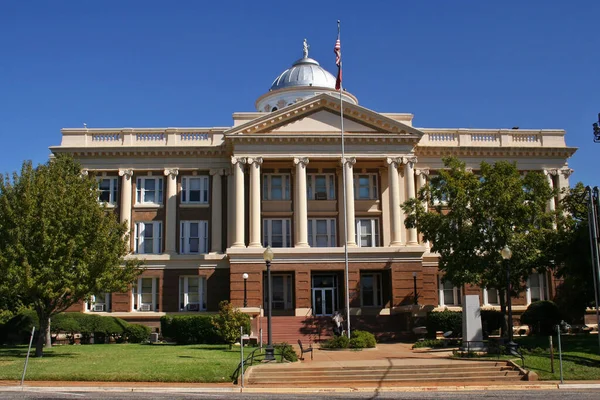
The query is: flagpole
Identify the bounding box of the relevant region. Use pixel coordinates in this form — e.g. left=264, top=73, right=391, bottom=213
left=337, top=20, right=351, bottom=339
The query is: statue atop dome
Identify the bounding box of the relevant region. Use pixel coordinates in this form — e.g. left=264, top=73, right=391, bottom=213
left=303, top=39, right=309, bottom=59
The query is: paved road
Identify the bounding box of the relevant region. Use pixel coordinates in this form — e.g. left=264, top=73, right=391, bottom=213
left=1, top=390, right=599, bottom=400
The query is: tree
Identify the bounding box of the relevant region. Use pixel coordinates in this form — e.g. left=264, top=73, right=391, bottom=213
left=550, top=182, right=598, bottom=323
left=0, top=155, right=142, bottom=357
left=212, top=301, right=251, bottom=349
left=402, top=157, right=555, bottom=336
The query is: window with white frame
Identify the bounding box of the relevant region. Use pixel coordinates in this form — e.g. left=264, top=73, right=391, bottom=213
left=132, top=277, right=158, bottom=311
left=307, top=174, right=335, bottom=200
left=134, top=222, right=162, bottom=254
left=262, top=219, right=291, bottom=248
left=361, top=273, right=383, bottom=307
left=439, top=278, right=461, bottom=306
left=308, top=218, right=337, bottom=247
left=87, top=293, right=110, bottom=312
left=356, top=219, right=380, bottom=247
left=181, top=176, right=209, bottom=204
left=354, top=174, right=378, bottom=200
left=136, top=177, right=163, bottom=204
left=527, top=273, right=548, bottom=303
left=263, top=174, right=290, bottom=200
left=180, top=221, right=208, bottom=254
left=483, top=288, right=499, bottom=305
left=97, top=177, right=118, bottom=205
left=179, top=276, right=207, bottom=311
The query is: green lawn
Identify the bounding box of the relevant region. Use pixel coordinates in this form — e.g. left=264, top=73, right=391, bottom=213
left=515, top=335, right=600, bottom=380
left=0, top=344, right=243, bottom=383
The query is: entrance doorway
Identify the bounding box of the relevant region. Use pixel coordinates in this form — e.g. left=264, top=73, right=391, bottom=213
left=312, top=274, right=338, bottom=316
left=263, top=273, right=294, bottom=314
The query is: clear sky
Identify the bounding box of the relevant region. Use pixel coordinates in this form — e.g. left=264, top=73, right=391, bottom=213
left=1, top=1, right=598, bottom=187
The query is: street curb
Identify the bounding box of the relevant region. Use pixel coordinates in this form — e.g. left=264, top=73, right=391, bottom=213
left=0, top=384, right=560, bottom=394
left=558, top=383, right=600, bottom=389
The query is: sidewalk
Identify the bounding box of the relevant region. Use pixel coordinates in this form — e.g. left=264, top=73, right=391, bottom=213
left=1, top=343, right=598, bottom=394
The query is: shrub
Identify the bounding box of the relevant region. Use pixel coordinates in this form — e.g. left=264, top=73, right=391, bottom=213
left=412, top=339, right=445, bottom=349
left=321, top=335, right=349, bottom=349
left=125, top=324, right=151, bottom=343
left=212, top=301, right=252, bottom=348
left=349, top=330, right=376, bottom=349
left=425, top=311, right=462, bottom=338
left=521, top=300, right=561, bottom=336
left=160, top=315, right=174, bottom=339
left=481, top=310, right=504, bottom=336
left=1, top=309, right=39, bottom=345
left=167, top=315, right=220, bottom=344
left=275, top=342, right=298, bottom=362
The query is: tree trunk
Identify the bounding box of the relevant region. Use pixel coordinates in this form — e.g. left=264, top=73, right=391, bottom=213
left=45, top=317, right=52, bottom=348
left=34, top=315, right=51, bottom=357
left=499, top=288, right=508, bottom=339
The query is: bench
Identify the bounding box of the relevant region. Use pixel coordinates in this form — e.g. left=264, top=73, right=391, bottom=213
left=297, top=339, right=313, bottom=360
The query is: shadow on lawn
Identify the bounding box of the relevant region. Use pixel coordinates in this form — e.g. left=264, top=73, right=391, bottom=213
left=0, top=349, right=76, bottom=359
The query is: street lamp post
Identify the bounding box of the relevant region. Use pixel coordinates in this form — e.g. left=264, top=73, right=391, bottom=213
left=263, top=246, right=275, bottom=361
left=242, top=273, right=249, bottom=308
left=501, top=245, right=517, bottom=353
left=413, top=272, right=418, bottom=305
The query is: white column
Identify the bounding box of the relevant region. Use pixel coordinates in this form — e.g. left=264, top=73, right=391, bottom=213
left=294, top=157, right=310, bottom=247
left=248, top=157, right=263, bottom=248
left=544, top=169, right=557, bottom=212
left=231, top=157, right=246, bottom=248
left=342, top=157, right=357, bottom=247
left=164, top=168, right=179, bottom=254
left=387, top=157, right=402, bottom=246
left=210, top=169, right=224, bottom=253
left=226, top=170, right=233, bottom=248
left=404, top=156, right=418, bottom=245
left=557, top=167, right=573, bottom=203
left=415, top=168, right=429, bottom=211
left=118, top=169, right=133, bottom=240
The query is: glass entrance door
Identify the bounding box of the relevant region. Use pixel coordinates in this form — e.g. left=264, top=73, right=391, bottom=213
left=313, top=288, right=335, bottom=316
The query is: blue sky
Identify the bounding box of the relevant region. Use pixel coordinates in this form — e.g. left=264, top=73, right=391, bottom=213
left=1, top=1, right=598, bottom=187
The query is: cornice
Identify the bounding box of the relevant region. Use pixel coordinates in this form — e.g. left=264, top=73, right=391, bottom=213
left=51, top=146, right=228, bottom=158
left=225, top=134, right=420, bottom=145
left=415, top=146, right=577, bottom=158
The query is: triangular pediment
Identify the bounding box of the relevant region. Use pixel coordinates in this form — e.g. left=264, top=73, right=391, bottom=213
left=270, top=110, right=376, bottom=133
left=225, top=93, right=424, bottom=138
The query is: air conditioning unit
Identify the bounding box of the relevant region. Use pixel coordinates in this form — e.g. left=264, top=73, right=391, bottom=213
left=315, top=192, right=327, bottom=200
left=93, top=304, right=105, bottom=312
left=186, top=303, right=200, bottom=311
left=139, top=304, right=152, bottom=312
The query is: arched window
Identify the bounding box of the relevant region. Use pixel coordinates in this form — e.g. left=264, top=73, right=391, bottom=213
left=271, top=107, right=278, bottom=112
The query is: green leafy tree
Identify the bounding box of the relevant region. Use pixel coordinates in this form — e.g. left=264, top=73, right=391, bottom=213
left=0, top=155, right=142, bottom=357
left=212, top=300, right=251, bottom=349
left=550, top=182, right=598, bottom=323
left=402, top=157, right=555, bottom=336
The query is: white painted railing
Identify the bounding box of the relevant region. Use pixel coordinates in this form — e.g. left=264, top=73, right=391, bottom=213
left=419, top=129, right=567, bottom=148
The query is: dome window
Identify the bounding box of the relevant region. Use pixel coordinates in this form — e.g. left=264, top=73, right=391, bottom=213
left=271, top=107, right=278, bottom=112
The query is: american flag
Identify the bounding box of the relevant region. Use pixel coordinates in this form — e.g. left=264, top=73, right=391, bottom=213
left=334, top=35, right=342, bottom=90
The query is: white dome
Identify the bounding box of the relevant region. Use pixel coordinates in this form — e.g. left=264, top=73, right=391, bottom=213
left=270, top=57, right=337, bottom=91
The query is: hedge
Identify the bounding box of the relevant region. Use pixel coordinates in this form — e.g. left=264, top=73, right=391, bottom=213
left=521, top=300, right=561, bottom=335
left=160, top=315, right=220, bottom=344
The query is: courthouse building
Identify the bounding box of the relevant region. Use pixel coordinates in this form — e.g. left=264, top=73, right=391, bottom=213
left=52, top=45, right=576, bottom=334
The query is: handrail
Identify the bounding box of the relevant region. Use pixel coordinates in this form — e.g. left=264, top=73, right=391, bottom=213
left=230, top=347, right=285, bottom=384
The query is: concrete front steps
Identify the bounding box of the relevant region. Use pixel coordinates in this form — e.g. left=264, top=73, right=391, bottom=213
left=246, top=361, right=525, bottom=386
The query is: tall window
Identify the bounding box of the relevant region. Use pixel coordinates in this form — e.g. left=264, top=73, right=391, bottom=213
left=354, top=174, right=378, bottom=200
left=132, top=277, right=158, bottom=312
left=307, top=174, right=335, bottom=200
left=356, top=219, right=379, bottom=247
left=439, top=278, right=461, bottom=306
left=180, top=221, right=208, bottom=254
left=308, top=218, right=336, bottom=247
left=263, top=219, right=291, bottom=248
left=527, top=273, right=547, bottom=303
left=429, top=175, right=449, bottom=205
left=97, top=177, right=118, bottom=205
left=136, top=177, right=163, bottom=205
left=134, top=222, right=162, bottom=254
left=181, top=176, right=209, bottom=204
left=87, top=293, right=110, bottom=312
left=263, top=174, right=290, bottom=200
left=483, top=288, right=499, bottom=305
left=179, top=276, right=207, bottom=311
left=361, top=273, right=383, bottom=307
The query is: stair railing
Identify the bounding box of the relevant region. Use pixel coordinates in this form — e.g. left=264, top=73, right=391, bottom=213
left=230, top=347, right=286, bottom=385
